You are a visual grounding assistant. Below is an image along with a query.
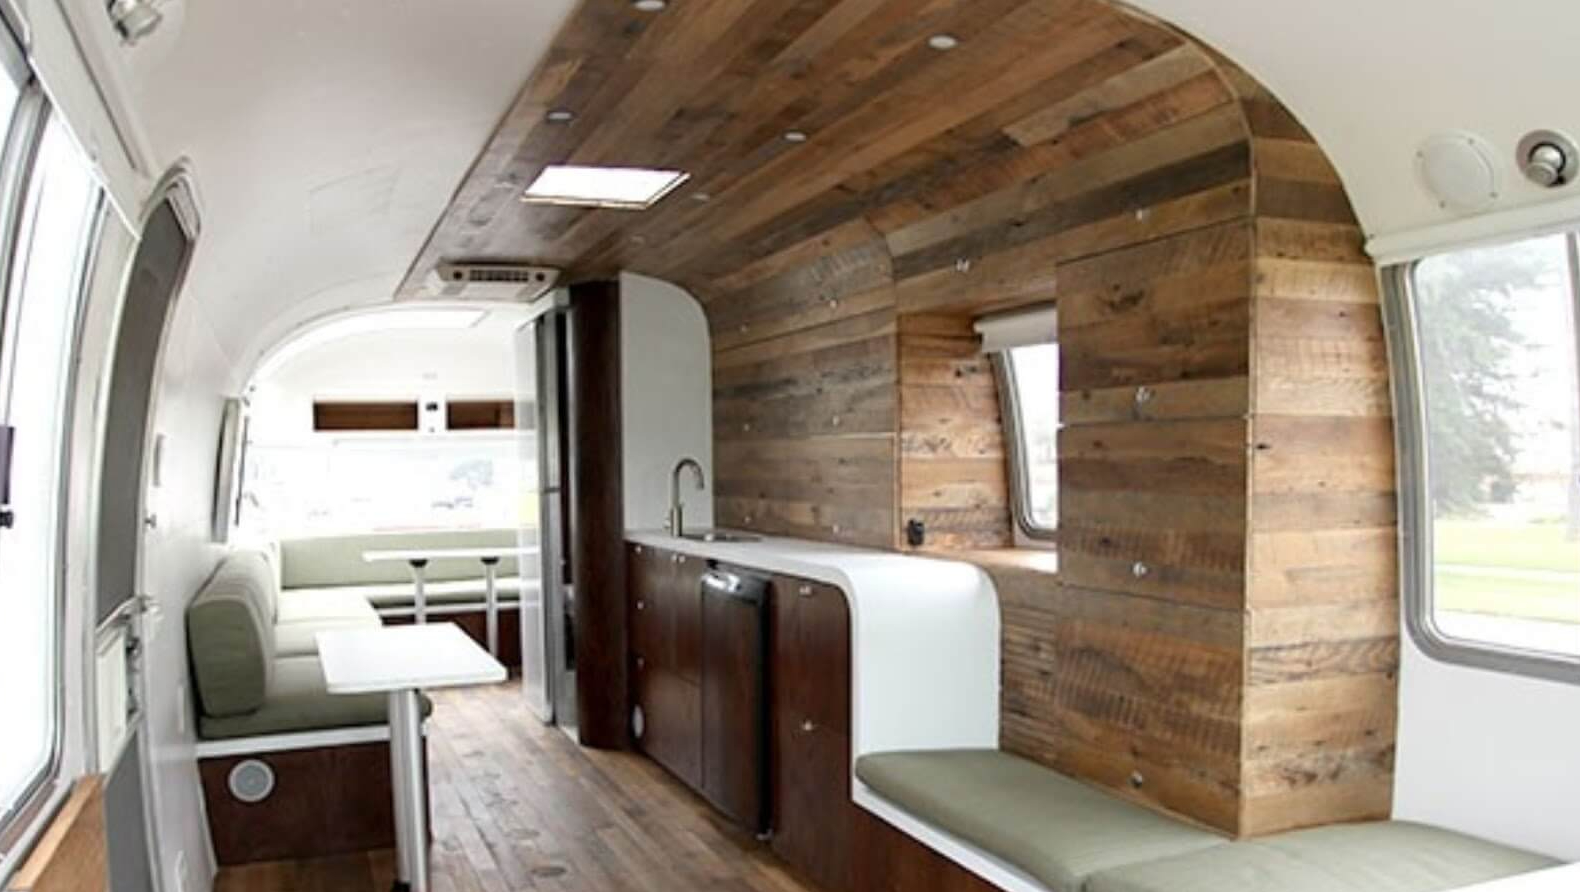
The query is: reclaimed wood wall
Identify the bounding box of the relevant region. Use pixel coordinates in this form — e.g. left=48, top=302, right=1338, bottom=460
left=1230, top=63, right=1400, bottom=836
left=401, top=0, right=1397, bottom=838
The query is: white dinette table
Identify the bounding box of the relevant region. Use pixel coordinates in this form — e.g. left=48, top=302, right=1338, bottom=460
left=361, top=545, right=539, bottom=656
left=317, top=624, right=506, bottom=892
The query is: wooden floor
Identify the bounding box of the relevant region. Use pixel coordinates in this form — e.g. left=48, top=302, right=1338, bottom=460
left=214, top=682, right=822, bottom=892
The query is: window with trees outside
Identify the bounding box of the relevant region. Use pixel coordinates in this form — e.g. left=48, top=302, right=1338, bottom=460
left=1002, top=343, right=1059, bottom=537
left=1400, top=232, right=1580, bottom=674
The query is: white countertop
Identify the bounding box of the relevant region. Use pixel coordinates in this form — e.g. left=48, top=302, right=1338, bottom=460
left=317, top=623, right=507, bottom=694
left=626, top=530, right=1002, bottom=759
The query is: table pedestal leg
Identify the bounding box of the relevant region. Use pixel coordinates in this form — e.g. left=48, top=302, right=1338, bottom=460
left=388, top=689, right=428, bottom=892
left=481, top=557, right=500, bottom=657
left=407, top=559, right=429, bottom=625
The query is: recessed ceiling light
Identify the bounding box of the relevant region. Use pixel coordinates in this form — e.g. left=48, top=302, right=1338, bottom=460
left=691, top=192, right=712, bottom=202
left=632, top=0, right=666, bottom=10
left=521, top=164, right=690, bottom=210
left=545, top=109, right=576, bottom=124
left=783, top=130, right=808, bottom=143
left=928, top=34, right=960, bottom=50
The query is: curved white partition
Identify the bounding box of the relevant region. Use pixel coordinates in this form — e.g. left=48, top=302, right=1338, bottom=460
left=624, top=532, right=1001, bottom=759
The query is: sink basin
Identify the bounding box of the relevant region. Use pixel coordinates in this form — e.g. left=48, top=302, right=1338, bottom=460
left=681, top=530, right=762, bottom=544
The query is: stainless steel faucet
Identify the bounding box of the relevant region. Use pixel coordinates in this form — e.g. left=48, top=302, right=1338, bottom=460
left=668, top=457, right=705, bottom=537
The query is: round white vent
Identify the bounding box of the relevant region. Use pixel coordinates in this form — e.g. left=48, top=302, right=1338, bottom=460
left=227, top=759, right=276, bottom=804
left=1416, top=132, right=1501, bottom=214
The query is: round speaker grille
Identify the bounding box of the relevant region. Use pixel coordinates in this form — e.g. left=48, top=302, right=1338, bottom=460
left=228, top=759, right=276, bottom=804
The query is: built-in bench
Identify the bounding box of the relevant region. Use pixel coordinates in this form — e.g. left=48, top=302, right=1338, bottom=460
left=186, top=549, right=432, bottom=865
left=275, top=529, right=533, bottom=663
left=855, top=750, right=1563, bottom=892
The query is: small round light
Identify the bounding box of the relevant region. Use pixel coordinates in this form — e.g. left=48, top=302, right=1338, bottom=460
left=691, top=192, right=712, bottom=202
left=783, top=130, right=808, bottom=143
left=927, top=34, right=960, bottom=50
left=545, top=109, right=575, bottom=124
left=632, top=0, right=667, bottom=11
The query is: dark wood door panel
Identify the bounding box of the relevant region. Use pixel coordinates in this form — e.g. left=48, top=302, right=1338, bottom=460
left=853, top=809, right=1001, bottom=892
left=636, top=666, right=701, bottom=790
left=771, top=718, right=854, bottom=892
left=671, top=553, right=705, bottom=683
left=772, top=576, right=852, bottom=735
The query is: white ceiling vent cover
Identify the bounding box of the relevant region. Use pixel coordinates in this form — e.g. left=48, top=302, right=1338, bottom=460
left=429, top=262, right=561, bottom=302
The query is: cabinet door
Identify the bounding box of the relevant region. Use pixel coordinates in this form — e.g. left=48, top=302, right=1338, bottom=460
left=635, top=666, right=701, bottom=788
left=628, top=544, right=670, bottom=667
left=770, top=575, right=855, bottom=892
left=670, top=553, right=704, bottom=684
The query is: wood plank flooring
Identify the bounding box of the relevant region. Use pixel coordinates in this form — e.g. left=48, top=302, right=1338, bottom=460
left=214, top=683, right=822, bottom=892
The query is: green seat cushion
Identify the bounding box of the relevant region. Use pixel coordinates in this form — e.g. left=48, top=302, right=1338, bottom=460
left=1086, top=821, right=1560, bottom=892
left=285, top=577, right=531, bottom=609
left=274, top=615, right=382, bottom=658
left=855, top=750, right=1225, bottom=892
left=197, top=657, right=432, bottom=740
left=186, top=553, right=279, bottom=717
left=278, top=529, right=521, bottom=588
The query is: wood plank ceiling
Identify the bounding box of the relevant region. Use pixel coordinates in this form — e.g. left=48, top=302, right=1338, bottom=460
left=402, top=0, right=1397, bottom=841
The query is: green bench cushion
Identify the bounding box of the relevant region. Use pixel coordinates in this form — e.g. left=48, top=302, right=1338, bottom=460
left=278, top=529, right=521, bottom=588
left=186, top=552, right=279, bottom=717
left=855, top=750, right=1225, bottom=892
left=285, top=577, right=532, bottom=609
left=197, top=657, right=433, bottom=740
left=1085, top=821, right=1561, bottom=892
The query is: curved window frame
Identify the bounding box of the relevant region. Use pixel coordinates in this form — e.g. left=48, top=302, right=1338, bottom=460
left=994, top=347, right=1059, bottom=543
left=1382, top=253, right=1580, bottom=686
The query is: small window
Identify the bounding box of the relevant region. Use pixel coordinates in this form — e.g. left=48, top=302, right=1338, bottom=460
left=1392, top=232, right=1580, bottom=679
left=1000, top=343, right=1060, bottom=537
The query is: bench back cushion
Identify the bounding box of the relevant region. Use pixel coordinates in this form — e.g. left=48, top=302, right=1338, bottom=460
left=186, top=551, right=278, bottom=717
left=278, top=529, right=520, bottom=588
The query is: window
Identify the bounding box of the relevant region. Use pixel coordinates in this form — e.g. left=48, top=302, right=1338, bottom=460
left=0, top=107, right=103, bottom=841
left=1392, top=232, right=1580, bottom=679
left=1001, top=344, right=1060, bottom=536
left=239, top=431, right=528, bottom=538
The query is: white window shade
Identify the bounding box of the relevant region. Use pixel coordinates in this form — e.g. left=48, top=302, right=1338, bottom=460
left=974, top=305, right=1057, bottom=353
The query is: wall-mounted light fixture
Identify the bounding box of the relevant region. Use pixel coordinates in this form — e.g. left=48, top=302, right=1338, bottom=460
left=108, top=0, right=163, bottom=45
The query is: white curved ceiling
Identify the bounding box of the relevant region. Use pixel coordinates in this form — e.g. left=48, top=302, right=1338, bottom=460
left=94, top=0, right=1580, bottom=365
left=116, top=0, right=575, bottom=366
left=1128, top=0, right=1580, bottom=243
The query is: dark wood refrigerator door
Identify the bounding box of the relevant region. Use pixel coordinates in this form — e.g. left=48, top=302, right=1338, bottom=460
left=701, top=581, right=768, bottom=832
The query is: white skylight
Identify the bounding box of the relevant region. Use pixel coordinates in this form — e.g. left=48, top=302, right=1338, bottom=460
left=521, top=165, right=690, bottom=210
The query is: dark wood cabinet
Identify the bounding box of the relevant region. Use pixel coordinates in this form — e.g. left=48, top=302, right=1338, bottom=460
left=770, top=575, right=855, bottom=892
left=627, top=543, right=855, bottom=891
left=628, top=543, right=702, bottom=789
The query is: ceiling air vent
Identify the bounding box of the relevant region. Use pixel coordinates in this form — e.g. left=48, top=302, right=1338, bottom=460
left=429, top=262, right=561, bottom=302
